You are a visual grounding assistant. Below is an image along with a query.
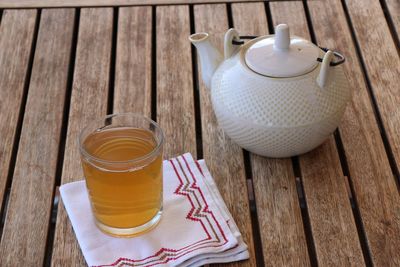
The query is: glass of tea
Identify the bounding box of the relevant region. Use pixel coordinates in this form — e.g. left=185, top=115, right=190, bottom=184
left=79, top=113, right=164, bottom=237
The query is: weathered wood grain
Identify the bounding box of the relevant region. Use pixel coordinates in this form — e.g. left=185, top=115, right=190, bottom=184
left=232, top=3, right=310, bottom=266
left=51, top=8, right=113, bottom=266
left=232, top=2, right=269, bottom=36
left=0, top=1, right=397, bottom=266
left=270, top=1, right=308, bottom=38
left=1, top=0, right=262, bottom=8
left=271, top=2, right=365, bottom=266
left=300, top=140, right=365, bottom=266
left=309, top=0, right=400, bottom=265
left=0, top=9, right=36, bottom=224
left=250, top=155, right=311, bottom=267
left=114, top=6, right=152, bottom=116
left=385, top=0, right=400, bottom=38
left=156, top=5, right=196, bottom=158
left=0, top=9, right=74, bottom=266
left=193, top=4, right=256, bottom=266
left=346, top=0, right=400, bottom=170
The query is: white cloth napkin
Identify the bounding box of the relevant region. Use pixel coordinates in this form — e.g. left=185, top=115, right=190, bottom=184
left=60, top=153, right=249, bottom=267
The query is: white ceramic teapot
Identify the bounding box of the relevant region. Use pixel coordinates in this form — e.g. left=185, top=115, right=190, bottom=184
left=189, top=24, right=350, bottom=158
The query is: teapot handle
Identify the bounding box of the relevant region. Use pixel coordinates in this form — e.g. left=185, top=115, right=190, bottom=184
left=316, top=47, right=345, bottom=66
left=224, top=28, right=240, bottom=59
left=317, top=49, right=345, bottom=89
left=317, top=50, right=334, bottom=88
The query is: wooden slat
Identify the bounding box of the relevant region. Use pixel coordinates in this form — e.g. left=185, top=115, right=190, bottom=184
left=51, top=8, right=113, bottom=266
left=114, top=6, right=152, bottom=116
left=271, top=2, right=365, bottom=266
left=156, top=5, right=196, bottom=158
left=0, top=9, right=74, bottom=266
left=346, top=0, right=400, bottom=169
left=0, top=9, right=36, bottom=223
left=250, top=155, right=311, bottom=267
left=309, top=0, right=400, bottom=265
left=300, top=141, right=365, bottom=266
left=0, top=0, right=260, bottom=9
left=232, top=3, right=311, bottom=266
left=385, top=0, right=400, bottom=38
left=270, top=1, right=309, bottom=38
left=193, top=4, right=256, bottom=266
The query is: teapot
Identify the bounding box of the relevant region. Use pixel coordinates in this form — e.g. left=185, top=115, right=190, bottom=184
left=189, top=24, right=350, bottom=158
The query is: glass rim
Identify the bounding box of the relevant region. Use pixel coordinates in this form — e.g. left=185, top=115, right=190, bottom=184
left=78, top=113, right=164, bottom=165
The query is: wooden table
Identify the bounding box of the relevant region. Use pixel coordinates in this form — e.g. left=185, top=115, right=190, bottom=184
left=0, top=0, right=399, bottom=266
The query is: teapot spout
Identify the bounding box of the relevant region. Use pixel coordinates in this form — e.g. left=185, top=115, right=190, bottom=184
left=189, top=33, right=222, bottom=89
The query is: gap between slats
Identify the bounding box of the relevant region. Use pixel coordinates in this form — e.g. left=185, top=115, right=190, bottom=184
left=303, top=1, right=377, bottom=265
left=242, top=151, right=266, bottom=267
left=42, top=8, right=80, bottom=267
left=379, top=0, right=400, bottom=52
left=333, top=129, right=374, bottom=267
left=107, top=7, right=118, bottom=115
left=290, top=157, right=318, bottom=267
left=189, top=5, right=203, bottom=159
left=151, top=5, right=157, bottom=122
left=339, top=0, right=400, bottom=189
left=0, top=9, right=41, bottom=240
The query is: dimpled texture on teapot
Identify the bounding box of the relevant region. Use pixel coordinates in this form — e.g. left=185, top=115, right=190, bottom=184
left=214, top=112, right=342, bottom=157
left=210, top=54, right=350, bottom=157
left=211, top=58, right=349, bottom=127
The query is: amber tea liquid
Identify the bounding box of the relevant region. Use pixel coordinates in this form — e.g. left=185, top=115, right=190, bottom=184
left=81, top=127, right=162, bottom=234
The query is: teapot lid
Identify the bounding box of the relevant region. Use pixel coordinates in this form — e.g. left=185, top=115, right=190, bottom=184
left=245, top=24, right=320, bottom=78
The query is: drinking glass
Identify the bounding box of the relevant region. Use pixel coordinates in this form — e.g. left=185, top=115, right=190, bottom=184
left=79, top=113, right=164, bottom=237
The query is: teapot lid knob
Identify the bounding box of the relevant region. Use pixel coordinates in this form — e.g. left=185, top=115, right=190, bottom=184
left=274, top=24, right=290, bottom=51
